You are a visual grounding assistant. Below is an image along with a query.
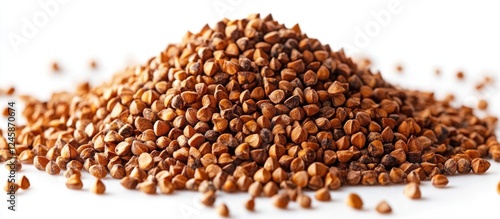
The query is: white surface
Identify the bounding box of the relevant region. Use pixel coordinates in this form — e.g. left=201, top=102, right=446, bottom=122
left=1, top=0, right=500, bottom=218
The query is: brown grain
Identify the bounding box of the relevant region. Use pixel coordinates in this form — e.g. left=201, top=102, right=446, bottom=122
left=89, top=164, right=108, bottom=179
left=217, top=203, right=230, bottom=217
left=471, top=158, right=490, bottom=174
left=19, top=175, right=30, bottom=190
left=345, top=193, right=363, bottom=210
left=404, top=182, right=421, bottom=199
left=51, top=61, right=60, bottom=72
left=376, top=200, right=392, bottom=214
left=431, top=174, right=449, bottom=188
left=66, top=174, right=83, bottom=190
left=248, top=181, right=263, bottom=197
left=245, top=197, right=255, bottom=211
left=478, top=100, right=488, bottom=110
left=46, top=161, right=60, bottom=175
left=272, top=193, right=289, bottom=209
left=4, top=181, right=19, bottom=193
left=89, top=60, right=97, bottom=69
left=138, top=181, right=157, bottom=194
left=315, top=188, right=331, bottom=201
left=263, top=181, right=279, bottom=197
left=297, top=194, right=312, bottom=208
left=200, top=190, right=216, bottom=206
left=120, top=176, right=138, bottom=190
left=91, top=179, right=106, bottom=194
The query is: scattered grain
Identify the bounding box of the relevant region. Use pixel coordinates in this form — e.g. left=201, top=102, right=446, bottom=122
left=345, top=193, right=363, bottom=210
left=245, top=197, right=255, bottom=211
left=91, top=179, right=106, bottom=194
left=376, top=200, right=392, bottom=214
left=404, top=182, right=421, bottom=199
left=19, top=175, right=30, bottom=190
left=297, top=194, right=312, bottom=208
left=217, top=203, right=230, bottom=217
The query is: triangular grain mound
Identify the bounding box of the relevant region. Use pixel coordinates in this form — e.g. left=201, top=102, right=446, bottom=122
left=5, top=14, right=499, bottom=196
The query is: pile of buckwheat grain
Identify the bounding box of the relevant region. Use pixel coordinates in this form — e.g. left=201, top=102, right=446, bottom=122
left=2, top=14, right=500, bottom=216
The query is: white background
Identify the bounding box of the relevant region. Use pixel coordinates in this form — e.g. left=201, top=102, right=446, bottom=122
left=1, top=0, right=500, bottom=218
